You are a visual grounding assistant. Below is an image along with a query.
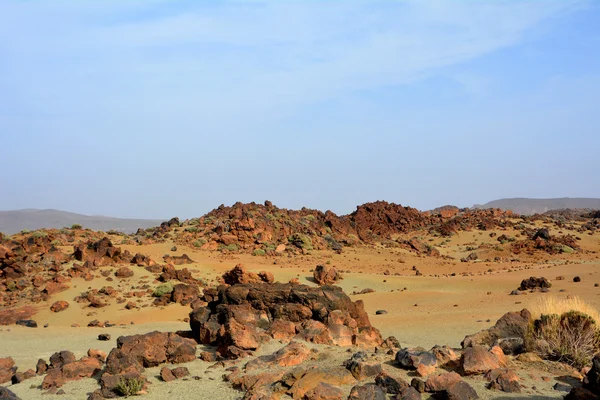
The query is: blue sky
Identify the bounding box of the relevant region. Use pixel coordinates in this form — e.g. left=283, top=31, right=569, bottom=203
left=1, top=0, right=599, bottom=219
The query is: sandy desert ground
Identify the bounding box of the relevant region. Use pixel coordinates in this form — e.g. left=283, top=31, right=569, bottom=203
left=1, top=211, right=600, bottom=399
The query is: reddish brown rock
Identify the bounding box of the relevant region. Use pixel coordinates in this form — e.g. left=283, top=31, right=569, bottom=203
left=287, top=368, right=356, bottom=399
left=348, top=383, right=386, bottom=400
left=61, top=356, right=103, bottom=380
left=114, top=267, right=134, bottom=278
left=43, top=282, right=69, bottom=295
left=11, top=368, right=35, bottom=384
left=189, top=278, right=382, bottom=360
left=0, top=306, right=37, bottom=326
left=425, top=372, right=462, bottom=392
left=87, top=349, right=107, bottom=362
left=485, top=368, right=520, bottom=393
left=0, top=357, right=15, bottom=384
left=303, top=382, right=344, bottom=400
left=116, top=331, right=196, bottom=367
left=171, top=366, right=190, bottom=379
left=49, top=351, right=76, bottom=370
left=36, top=359, right=48, bottom=375
left=245, top=342, right=311, bottom=371
left=461, top=346, right=502, bottom=375
left=160, top=366, right=176, bottom=382
left=50, top=300, right=69, bottom=313
left=374, top=371, right=409, bottom=394
left=171, top=283, right=199, bottom=305
left=313, top=265, right=341, bottom=285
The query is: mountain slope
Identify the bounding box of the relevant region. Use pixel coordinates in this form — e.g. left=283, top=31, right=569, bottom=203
left=473, top=198, right=600, bottom=215
left=0, top=209, right=162, bottom=234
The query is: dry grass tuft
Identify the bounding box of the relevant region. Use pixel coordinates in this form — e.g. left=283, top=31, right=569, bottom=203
left=530, top=296, right=600, bottom=324
left=528, top=296, right=600, bottom=368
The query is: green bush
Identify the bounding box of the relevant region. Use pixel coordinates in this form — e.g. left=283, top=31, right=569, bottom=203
left=265, top=243, right=276, bottom=252
left=288, top=234, right=313, bottom=250
left=252, top=249, right=266, bottom=256
left=71, top=224, right=82, bottom=230
left=31, top=231, right=48, bottom=238
left=528, top=311, right=600, bottom=368
left=193, top=238, right=206, bottom=248
left=116, top=376, right=145, bottom=397
left=220, top=244, right=238, bottom=252
left=153, top=282, right=174, bottom=297
left=560, top=245, right=574, bottom=254
left=20, top=229, right=30, bottom=234
left=51, top=239, right=63, bottom=246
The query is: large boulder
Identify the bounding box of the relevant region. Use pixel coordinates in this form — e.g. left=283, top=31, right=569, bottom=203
left=189, top=276, right=382, bottom=359
left=461, top=309, right=531, bottom=352
left=395, top=348, right=436, bottom=370
left=0, top=357, right=15, bottom=384
left=115, top=331, right=196, bottom=367
left=313, top=265, right=341, bottom=285
left=0, top=387, right=20, bottom=400
left=518, top=277, right=551, bottom=291
left=461, top=346, right=506, bottom=375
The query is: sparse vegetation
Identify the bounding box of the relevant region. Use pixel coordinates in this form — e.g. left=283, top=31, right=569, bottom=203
left=71, top=224, right=82, bottom=230
left=115, top=376, right=145, bottom=397
left=31, top=231, right=48, bottom=238
left=220, top=244, right=238, bottom=252
left=528, top=296, right=600, bottom=367
left=192, top=238, right=206, bottom=248
left=252, top=249, right=266, bottom=256
left=153, top=282, right=174, bottom=297
left=288, top=233, right=313, bottom=250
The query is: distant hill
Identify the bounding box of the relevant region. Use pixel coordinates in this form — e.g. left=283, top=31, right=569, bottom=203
left=473, top=198, right=600, bottom=216
left=0, top=209, right=162, bottom=235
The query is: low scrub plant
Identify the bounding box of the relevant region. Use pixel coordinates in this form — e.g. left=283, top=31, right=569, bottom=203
left=153, top=282, right=174, bottom=297
left=528, top=296, right=600, bottom=368
left=116, top=376, right=145, bottom=397
left=192, top=238, right=206, bottom=248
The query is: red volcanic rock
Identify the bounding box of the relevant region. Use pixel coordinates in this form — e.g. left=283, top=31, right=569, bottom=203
left=44, top=282, right=69, bottom=295
left=0, top=357, right=15, bottom=384
left=0, top=306, right=36, bottom=326
left=222, top=264, right=272, bottom=285
left=50, top=300, right=69, bottom=313
left=115, top=331, right=197, bottom=367
left=163, top=254, right=193, bottom=265
left=160, top=366, right=176, bottom=382
left=313, top=265, right=341, bottom=285
left=304, top=382, right=345, bottom=400
left=190, top=268, right=383, bottom=360
left=114, top=267, right=134, bottom=278
left=245, top=342, right=311, bottom=371
left=171, top=283, right=199, bottom=305
left=461, top=346, right=505, bottom=375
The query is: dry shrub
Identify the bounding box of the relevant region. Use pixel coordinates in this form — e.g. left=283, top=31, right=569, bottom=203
left=530, top=296, right=600, bottom=324
left=528, top=296, right=600, bottom=368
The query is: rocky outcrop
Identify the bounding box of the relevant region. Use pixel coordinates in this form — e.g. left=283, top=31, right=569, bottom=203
left=221, top=264, right=274, bottom=285
left=98, top=331, right=196, bottom=397
left=190, top=270, right=383, bottom=359
left=518, top=277, right=551, bottom=291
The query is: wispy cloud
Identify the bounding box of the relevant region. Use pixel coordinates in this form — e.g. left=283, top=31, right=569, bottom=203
left=0, top=0, right=582, bottom=124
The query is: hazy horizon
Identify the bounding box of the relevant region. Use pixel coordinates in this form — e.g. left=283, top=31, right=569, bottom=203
left=2, top=1, right=599, bottom=220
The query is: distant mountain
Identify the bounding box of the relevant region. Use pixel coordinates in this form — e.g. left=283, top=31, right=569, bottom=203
left=472, top=198, right=600, bottom=216
left=0, top=209, right=162, bottom=235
